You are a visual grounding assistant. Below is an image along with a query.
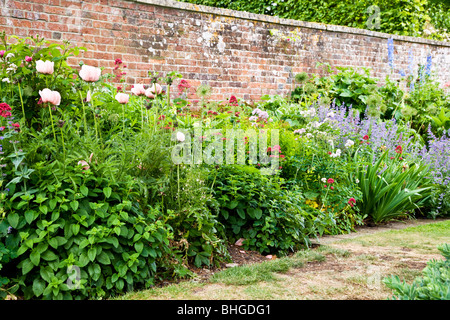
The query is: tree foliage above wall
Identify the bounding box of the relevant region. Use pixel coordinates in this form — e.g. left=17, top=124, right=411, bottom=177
left=180, top=0, right=450, bottom=41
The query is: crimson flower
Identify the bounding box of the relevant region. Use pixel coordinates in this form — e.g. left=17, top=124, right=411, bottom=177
left=395, top=145, right=403, bottom=154
left=348, top=198, right=356, bottom=207
left=363, top=135, right=369, bottom=140
left=327, top=178, right=335, bottom=184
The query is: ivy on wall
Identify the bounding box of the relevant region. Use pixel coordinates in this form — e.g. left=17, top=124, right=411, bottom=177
left=180, top=0, right=449, bottom=41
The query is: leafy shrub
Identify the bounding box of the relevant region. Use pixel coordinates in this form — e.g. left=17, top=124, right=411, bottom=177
left=210, top=165, right=334, bottom=254
left=384, top=243, right=450, bottom=300
left=2, top=160, right=175, bottom=300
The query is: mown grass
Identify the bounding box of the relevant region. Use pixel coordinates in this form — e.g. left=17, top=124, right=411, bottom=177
left=116, top=219, right=449, bottom=300
left=337, top=219, right=450, bottom=254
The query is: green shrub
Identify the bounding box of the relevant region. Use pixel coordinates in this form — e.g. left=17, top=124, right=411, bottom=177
left=1, top=161, right=175, bottom=300
left=384, top=243, right=450, bottom=300
left=210, top=165, right=335, bottom=254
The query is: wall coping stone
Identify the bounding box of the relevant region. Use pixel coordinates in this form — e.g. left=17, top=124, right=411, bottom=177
left=135, top=0, right=450, bottom=47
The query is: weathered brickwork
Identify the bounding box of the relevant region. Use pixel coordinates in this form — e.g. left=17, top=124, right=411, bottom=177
left=1, top=0, right=449, bottom=101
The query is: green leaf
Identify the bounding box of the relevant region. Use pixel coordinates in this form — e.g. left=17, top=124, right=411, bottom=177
left=134, top=242, right=144, bottom=253
left=254, top=208, right=263, bottom=219
left=30, top=250, right=40, bottom=266
left=7, top=213, right=19, bottom=228
left=25, top=210, right=38, bottom=224
left=72, top=224, right=80, bottom=235
left=88, top=247, right=96, bottom=262
left=39, top=205, right=48, bottom=215
left=21, top=258, right=34, bottom=275
left=32, top=278, right=46, bottom=297
left=41, top=250, right=58, bottom=261
left=70, top=200, right=79, bottom=212
left=97, top=252, right=111, bottom=265
left=80, top=185, right=88, bottom=197
left=237, top=208, right=245, bottom=219
left=103, top=187, right=112, bottom=198
left=40, top=266, right=54, bottom=283
left=227, top=200, right=239, bottom=209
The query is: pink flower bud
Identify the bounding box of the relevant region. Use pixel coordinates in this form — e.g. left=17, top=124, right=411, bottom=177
left=25, top=56, right=32, bottom=62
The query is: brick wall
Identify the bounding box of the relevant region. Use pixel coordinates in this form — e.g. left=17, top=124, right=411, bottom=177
left=1, top=0, right=449, bottom=101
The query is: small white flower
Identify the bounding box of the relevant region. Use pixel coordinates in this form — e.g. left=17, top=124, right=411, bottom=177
left=345, top=139, right=355, bottom=148
left=176, top=132, right=185, bottom=142
left=355, top=179, right=360, bottom=184
left=321, top=178, right=327, bottom=183
left=306, top=133, right=313, bottom=138
left=2, top=78, right=10, bottom=83
left=5, top=53, right=14, bottom=60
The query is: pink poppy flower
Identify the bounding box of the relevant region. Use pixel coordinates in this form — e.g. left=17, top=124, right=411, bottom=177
left=79, top=65, right=101, bottom=82
left=36, top=60, right=54, bottom=74
left=39, top=88, right=61, bottom=106
left=115, top=92, right=129, bottom=104
left=25, top=56, right=32, bottom=62
left=148, top=83, right=163, bottom=95
left=131, top=84, right=146, bottom=96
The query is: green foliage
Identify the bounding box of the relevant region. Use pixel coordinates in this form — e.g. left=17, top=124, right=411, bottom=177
left=181, top=0, right=446, bottom=39
left=356, top=151, right=433, bottom=224
left=384, top=243, right=450, bottom=300
left=210, top=165, right=334, bottom=254
left=2, top=163, right=175, bottom=300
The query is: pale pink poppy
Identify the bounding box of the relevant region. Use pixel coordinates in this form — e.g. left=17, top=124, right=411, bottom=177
left=39, top=88, right=61, bottom=106
left=444, top=81, right=450, bottom=88
left=79, top=65, right=101, bottom=82
left=145, top=88, right=155, bottom=99
left=131, top=84, right=146, bottom=96
left=36, top=60, right=54, bottom=74
left=115, top=92, right=129, bottom=104
left=149, top=83, right=163, bottom=95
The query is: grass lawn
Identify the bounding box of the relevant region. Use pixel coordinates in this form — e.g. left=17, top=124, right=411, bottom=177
left=116, top=219, right=450, bottom=300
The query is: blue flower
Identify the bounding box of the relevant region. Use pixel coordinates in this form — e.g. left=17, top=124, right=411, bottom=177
left=387, top=38, right=394, bottom=70
left=425, top=54, right=432, bottom=76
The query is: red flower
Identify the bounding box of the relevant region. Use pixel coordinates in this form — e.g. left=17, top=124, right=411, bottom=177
left=395, top=145, right=403, bottom=154
left=363, top=135, right=369, bottom=140
left=324, top=185, right=327, bottom=188
left=348, top=198, right=356, bottom=207
left=330, top=186, right=334, bottom=190
left=229, top=95, right=238, bottom=106
left=327, top=178, right=335, bottom=184
left=0, top=102, right=12, bottom=118
left=115, top=58, right=122, bottom=65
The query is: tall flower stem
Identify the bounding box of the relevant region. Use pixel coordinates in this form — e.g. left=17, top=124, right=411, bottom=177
left=60, top=122, right=66, bottom=162
left=79, top=91, right=88, bottom=136
left=48, top=104, right=57, bottom=141
left=17, top=83, right=26, bottom=122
